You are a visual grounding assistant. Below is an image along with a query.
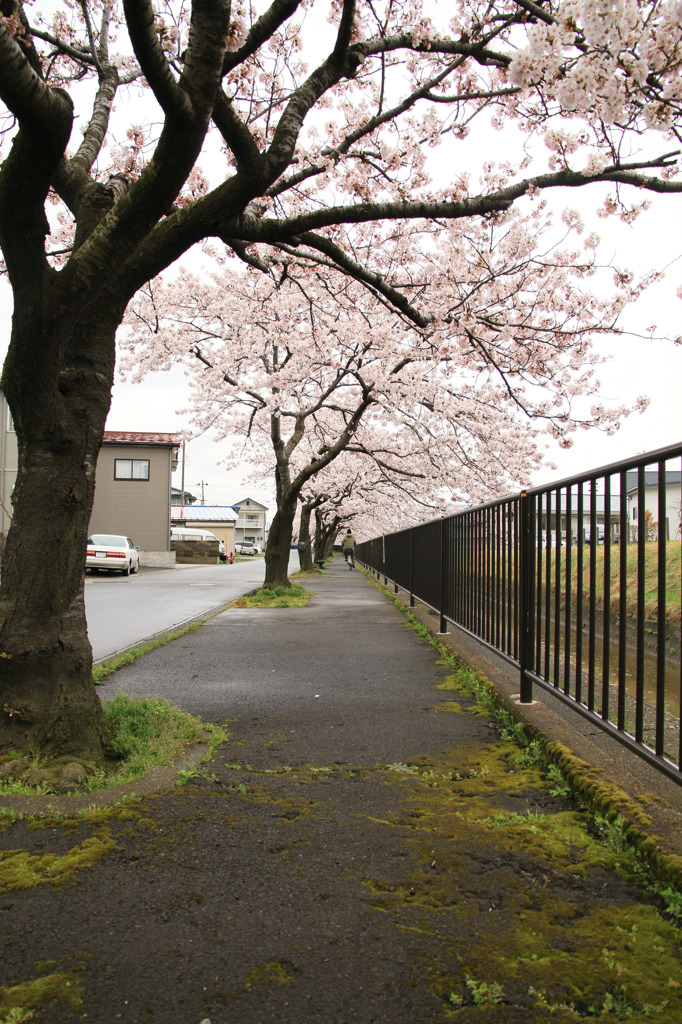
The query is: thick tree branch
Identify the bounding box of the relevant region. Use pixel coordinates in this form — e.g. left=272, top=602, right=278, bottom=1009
left=212, top=88, right=263, bottom=175
left=0, top=23, right=73, bottom=279
left=222, top=0, right=301, bottom=74
left=64, top=0, right=231, bottom=289
left=68, top=63, right=119, bottom=178
left=122, top=0, right=192, bottom=119
left=0, top=21, right=73, bottom=138
left=289, top=231, right=432, bottom=329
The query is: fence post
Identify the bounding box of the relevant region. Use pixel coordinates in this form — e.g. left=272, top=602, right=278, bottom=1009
left=438, top=515, right=449, bottom=634
left=518, top=491, right=535, bottom=703
left=409, top=526, right=415, bottom=607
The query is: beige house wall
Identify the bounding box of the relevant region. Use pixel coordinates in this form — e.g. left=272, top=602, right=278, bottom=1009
left=89, top=444, right=173, bottom=552
left=178, top=520, right=236, bottom=553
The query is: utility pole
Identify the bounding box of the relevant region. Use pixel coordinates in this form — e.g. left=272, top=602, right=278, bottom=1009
left=180, top=442, right=185, bottom=506
left=196, top=480, right=206, bottom=505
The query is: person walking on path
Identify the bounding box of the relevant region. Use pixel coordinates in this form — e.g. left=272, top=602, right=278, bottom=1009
left=341, top=528, right=356, bottom=568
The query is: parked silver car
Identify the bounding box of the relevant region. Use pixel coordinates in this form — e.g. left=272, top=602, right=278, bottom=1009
left=86, top=534, right=140, bottom=576
left=235, top=541, right=256, bottom=555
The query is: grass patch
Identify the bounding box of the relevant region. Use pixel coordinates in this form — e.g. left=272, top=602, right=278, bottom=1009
left=99, top=694, right=224, bottom=787
left=0, top=696, right=225, bottom=797
left=92, top=620, right=204, bottom=684
left=542, top=540, right=680, bottom=628
left=230, top=584, right=310, bottom=608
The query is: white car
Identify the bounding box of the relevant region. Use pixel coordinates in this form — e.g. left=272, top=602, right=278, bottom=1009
left=86, top=534, right=140, bottom=576
left=235, top=541, right=256, bottom=555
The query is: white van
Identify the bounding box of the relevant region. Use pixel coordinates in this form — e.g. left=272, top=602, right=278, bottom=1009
left=171, top=528, right=220, bottom=543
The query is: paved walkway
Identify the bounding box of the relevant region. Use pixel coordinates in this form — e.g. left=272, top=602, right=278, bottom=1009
left=2, top=560, right=682, bottom=1023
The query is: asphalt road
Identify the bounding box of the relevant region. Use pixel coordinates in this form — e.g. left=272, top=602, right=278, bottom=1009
left=84, top=555, right=298, bottom=662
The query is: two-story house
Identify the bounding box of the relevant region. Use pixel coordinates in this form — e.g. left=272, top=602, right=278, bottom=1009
left=89, top=432, right=181, bottom=565
left=232, top=496, right=268, bottom=550
left=626, top=468, right=682, bottom=541
left=0, top=396, right=181, bottom=567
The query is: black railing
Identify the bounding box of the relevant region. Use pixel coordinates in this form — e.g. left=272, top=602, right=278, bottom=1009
left=357, top=443, right=682, bottom=784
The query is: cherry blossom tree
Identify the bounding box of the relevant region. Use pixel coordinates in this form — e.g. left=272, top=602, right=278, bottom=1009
left=124, top=207, right=651, bottom=587
left=1, top=0, right=682, bottom=764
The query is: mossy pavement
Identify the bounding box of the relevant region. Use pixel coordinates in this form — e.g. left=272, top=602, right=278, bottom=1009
left=1, top=560, right=682, bottom=1023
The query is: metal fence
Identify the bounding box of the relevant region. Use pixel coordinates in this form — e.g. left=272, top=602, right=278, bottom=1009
left=357, top=442, right=682, bottom=784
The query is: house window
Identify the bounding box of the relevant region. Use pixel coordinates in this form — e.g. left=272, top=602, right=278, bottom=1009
left=632, top=506, right=637, bottom=521
left=115, top=458, right=150, bottom=481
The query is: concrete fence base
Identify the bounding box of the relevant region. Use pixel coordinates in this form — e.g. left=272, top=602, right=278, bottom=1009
left=139, top=550, right=176, bottom=568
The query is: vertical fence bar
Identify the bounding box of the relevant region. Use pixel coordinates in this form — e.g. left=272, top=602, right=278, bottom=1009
left=575, top=482, right=584, bottom=704
left=452, top=519, right=459, bottom=623
left=464, top=509, right=471, bottom=630
left=588, top=479, right=597, bottom=711
left=439, top=516, right=447, bottom=634
left=535, top=494, right=543, bottom=675
left=553, top=488, right=561, bottom=687
left=675, top=456, right=679, bottom=770
left=619, top=470, right=628, bottom=732
left=636, top=466, right=646, bottom=743
left=602, top=475, right=611, bottom=722
left=513, top=500, right=519, bottom=662
left=656, top=460, right=667, bottom=756
left=483, top=507, right=489, bottom=643
left=544, top=491, right=551, bottom=681
left=405, top=528, right=411, bottom=606
left=499, top=505, right=503, bottom=651
left=519, top=491, right=535, bottom=703
left=495, top=504, right=501, bottom=651
left=509, top=504, right=515, bottom=658
left=564, top=486, right=572, bottom=695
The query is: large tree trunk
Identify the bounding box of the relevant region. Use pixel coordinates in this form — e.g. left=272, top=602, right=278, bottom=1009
left=263, top=496, right=297, bottom=589
left=314, top=512, right=340, bottom=563
left=0, top=300, right=120, bottom=765
left=297, top=502, right=315, bottom=572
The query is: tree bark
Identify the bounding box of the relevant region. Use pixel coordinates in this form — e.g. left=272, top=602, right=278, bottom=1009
left=0, top=296, right=121, bottom=763
left=263, top=495, right=297, bottom=588
left=298, top=501, right=317, bottom=571
left=314, top=511, right=340, bottom=563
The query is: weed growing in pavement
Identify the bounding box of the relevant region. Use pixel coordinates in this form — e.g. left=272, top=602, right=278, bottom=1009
left=466, top=978, right=505, bottom=1006
left=0, top=1007, right=35, bottom=1022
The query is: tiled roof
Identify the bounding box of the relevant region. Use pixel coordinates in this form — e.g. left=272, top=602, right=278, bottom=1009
left=171, top=505, right=239, bottom=523
left=103, top=431, right=182, bottom=446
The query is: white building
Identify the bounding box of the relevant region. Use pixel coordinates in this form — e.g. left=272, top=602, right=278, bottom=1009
left=626, top=469, right=682, bottom=541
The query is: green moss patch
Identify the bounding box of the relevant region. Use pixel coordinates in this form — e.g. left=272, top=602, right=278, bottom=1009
left=0, top=832, right=116, bottom=894
left=0, top=970, right=82, bottom=1021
